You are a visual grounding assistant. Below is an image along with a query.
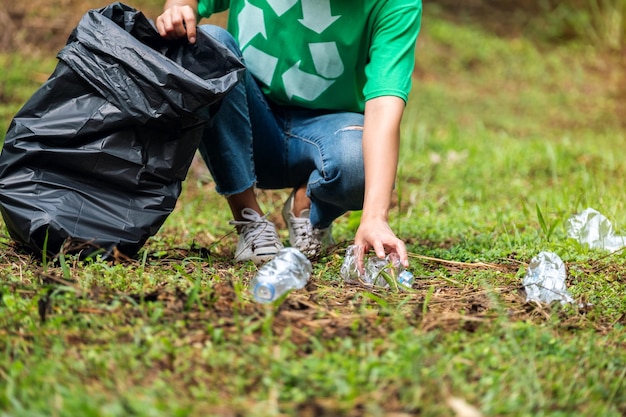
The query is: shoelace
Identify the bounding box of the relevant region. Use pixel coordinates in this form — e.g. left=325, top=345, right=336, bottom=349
left=230, top=208, right=279, bottom=250
left=289, top=215, right=321, bottom=253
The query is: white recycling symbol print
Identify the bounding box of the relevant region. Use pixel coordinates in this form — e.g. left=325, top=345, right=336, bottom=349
left=238, top=0, right=344, bottom=102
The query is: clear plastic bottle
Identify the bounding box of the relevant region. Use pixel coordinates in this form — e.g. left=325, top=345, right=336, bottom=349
left=341, top=245, right=414, bottom=290
left=250, top=247, right=312, bottom=303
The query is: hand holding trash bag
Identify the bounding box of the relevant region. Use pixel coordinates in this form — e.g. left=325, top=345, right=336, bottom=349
left=0, top=2, right=244, bottom=259
left=156, top=2, right=199, bottom=44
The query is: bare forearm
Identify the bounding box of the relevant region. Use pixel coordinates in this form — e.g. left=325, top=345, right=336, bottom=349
left=361, top=96, right=404, bottom=222
left=354, top=95, right=408, bottom=265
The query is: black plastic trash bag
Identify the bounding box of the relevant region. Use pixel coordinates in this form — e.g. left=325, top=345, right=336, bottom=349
left=0, top=2, right=244, bottom=259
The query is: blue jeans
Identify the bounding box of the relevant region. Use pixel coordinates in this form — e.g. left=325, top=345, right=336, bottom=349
left=198, top=25, right=365, bottom=228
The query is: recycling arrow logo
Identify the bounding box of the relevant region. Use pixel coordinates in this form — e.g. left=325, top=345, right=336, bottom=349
left=238, top=0, right=344, bottom=102
left=298, top=0, right=340, bottom=34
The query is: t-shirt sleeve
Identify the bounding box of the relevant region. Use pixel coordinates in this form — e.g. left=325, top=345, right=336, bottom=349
left=197, top=0, right=230, bottom=18
left=363, top=1, right=422, bottom=103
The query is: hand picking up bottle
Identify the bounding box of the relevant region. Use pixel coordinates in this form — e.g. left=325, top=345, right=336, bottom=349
left=250, top=247, right=312, bottom=303
left=340, top=245, right=414, bottom=290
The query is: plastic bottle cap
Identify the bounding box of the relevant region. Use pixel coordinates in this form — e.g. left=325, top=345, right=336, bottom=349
left=253, top=282, right=276, bottom=303
left=398, top=270, right=414, bottom=286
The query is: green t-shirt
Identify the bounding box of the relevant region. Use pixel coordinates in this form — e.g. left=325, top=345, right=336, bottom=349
left=198, top=0, right=421, bottom=112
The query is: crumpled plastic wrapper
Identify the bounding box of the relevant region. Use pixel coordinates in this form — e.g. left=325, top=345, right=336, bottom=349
left=567, top=208, right=626, bottom=252
left=522, top=251, right=574, bottom=305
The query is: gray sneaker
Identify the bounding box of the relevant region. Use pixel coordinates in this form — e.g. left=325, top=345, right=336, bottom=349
left=230, top=208, right=284, bottom=264
left=282, top=190, right=334, bottom=258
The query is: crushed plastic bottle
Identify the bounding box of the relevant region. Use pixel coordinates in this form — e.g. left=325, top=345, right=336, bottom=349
left=339, top=245, right=363, bottom=283
left=250, top=247, right=312, bottom=303
left=567, top=207, right=626, bottom=252
left=522, top=251, right=574, bottom=305
left=340, top=245, right=414, bottom=290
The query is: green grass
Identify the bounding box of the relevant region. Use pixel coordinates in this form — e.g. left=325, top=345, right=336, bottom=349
left=1, top=6, right=626, bottom=417
left=0, top=54, right=58, bottom=139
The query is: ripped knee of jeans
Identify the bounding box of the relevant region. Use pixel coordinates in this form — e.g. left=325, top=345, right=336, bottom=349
left=335, top=125, right=364, bottom=134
